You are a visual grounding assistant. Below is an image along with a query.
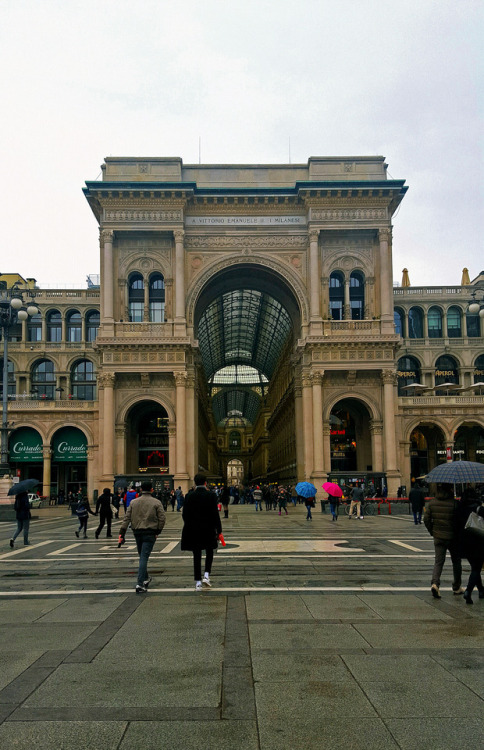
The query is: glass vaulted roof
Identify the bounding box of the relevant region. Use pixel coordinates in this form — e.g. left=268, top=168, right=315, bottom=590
left=197, top=288, right=293, bottom=425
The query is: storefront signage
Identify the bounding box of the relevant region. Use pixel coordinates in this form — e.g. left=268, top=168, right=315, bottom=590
left=435, top=370, right=456, bottom=377
left=52, top=428, right=87, bottom=462
left=9, top=427, right=43, bottom=463
left=330, top=429, right=346, bottom=436
left=185, top=215, right=307, bottom=227
left=397, top=371, right=416, bottom=378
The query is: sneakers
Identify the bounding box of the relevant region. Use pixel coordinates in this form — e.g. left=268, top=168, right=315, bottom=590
left=453, top=587, right=465, bottom=595
left=75, top=531, right=79, bottom=538
left=143, top=577, right=152, bottom=588
left=136, top=584, right=147, bottom=594
left=95, top=531, right=99, bottom=539
left=202, top=576, right=211, bottom=588
left=195, top=581, right=203, bottom=591
left=359, top=516, right=364, bottom=519
left=431, top=584, right=441, bottom=599
left=9, top=539, right=14, bottom=548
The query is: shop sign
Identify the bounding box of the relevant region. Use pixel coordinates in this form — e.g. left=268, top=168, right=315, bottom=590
left=9, top=427, right=43, bottom=463
left=52, top=428, right=87, bottom=462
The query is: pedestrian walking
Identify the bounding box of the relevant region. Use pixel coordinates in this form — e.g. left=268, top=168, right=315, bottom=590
left=221, top=485, right=230, bottom=519
left=304, top=495, right=314, bottom=521
left=409, top=481, right=426, bottom=525
left=348, top=484, right=364, bottom=519
left=277, top=486, right=288, bottom=515
left=328, top=493, right=339, bottom=521
left=424, top=483, right=463, bottom=599
left=74, top=493, right=95, bottom=539
left=253, top=485, right=263, bottom=511
left=95, top=488, right=114, bottom=539
left=263, top=485, right=272, bottom=511
left=9, top=491, right=31, bottom=547
left=123, top=486, right=138, bottom=514
left=181, top=473, right=222, bottom=591
left=456, top=488, right=484, bottom=604
left=175, top=486, right=184, bottom=512
left=119, top=480, right=166, bottom=593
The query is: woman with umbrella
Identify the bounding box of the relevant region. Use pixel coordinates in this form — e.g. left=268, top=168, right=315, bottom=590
left=456, top=488, right=484, bottom=604
left=295, top=482, right=317, bottom=521
left=323, top=482, right=343, bottom=522
left=8, top=479, right=39, bottom=548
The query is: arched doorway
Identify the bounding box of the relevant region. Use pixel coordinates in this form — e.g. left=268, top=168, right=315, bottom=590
left=193, top=263, right=302, bottom=484
left=227, top=459, right=244, bottom=485
left=409, top=424, right=446, bottom=482
left=453, top=423, right=484, bottom=463
left=329, top=399, right=372, bottom=472
left=8, top=427, right=43, bottom=483
left=125, top=400, right=170, bottom=477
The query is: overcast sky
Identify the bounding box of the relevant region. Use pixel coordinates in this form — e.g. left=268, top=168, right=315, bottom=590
left=2, top=0, right=482, bottom=289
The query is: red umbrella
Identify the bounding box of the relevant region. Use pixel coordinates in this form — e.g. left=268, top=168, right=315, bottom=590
left=322, top=482, right=343, bottom=498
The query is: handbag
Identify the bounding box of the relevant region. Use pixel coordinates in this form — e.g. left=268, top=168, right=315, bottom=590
left=464, top=511, right=484, bottom=539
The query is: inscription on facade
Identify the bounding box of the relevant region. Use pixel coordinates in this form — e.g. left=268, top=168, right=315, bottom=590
left=185, top=216, right=306, bottom=226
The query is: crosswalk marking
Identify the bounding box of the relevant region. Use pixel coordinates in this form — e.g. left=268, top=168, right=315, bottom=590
left=0, top=540, right=53, bottom=559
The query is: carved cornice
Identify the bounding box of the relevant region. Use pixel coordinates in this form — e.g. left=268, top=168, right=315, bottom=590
left=381, top=369, right=397, bottom=385
left=312, top=208, right=387, bottom=221
left=184, top=234, right=307, bottom=250
left=104, top=209, right=183, bottom=223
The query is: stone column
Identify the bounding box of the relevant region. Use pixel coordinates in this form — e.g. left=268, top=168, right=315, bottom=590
left=321, top=276, right=329, bottom=320
left=301, top=374, right=314, bottom=480
left=42, top=446, right=51, bottom=499
left=369, top=420, right=383, bottom=472
left=308, top=229, right=321, bottom=322
left=100, top=372, right=115, bottom=479
left=344, top=276, right=351, bottom=319
left=322, top=424, right=331, bottom=477
left=174, top=230, right=185, bottom=321
left=174, top=372, right=189, bottom=486
left=381, top=370, right=400, bottom=494
left=185, top=372, right=196, bottom=481
left=101, top=229, right=115, bottom=323
left=115, top=426, right=126, bottom=479
left=311, top=372, right=324, bottom=480
left=168, top=426, right=176, bottom=476
left=379, top=228, right=394, bottom=333
left=365, top=277, right=375, bottom=319
left=294, top=376, right=304, bottom=480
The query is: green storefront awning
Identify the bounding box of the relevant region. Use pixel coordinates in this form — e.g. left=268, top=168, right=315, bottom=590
left=9, top=427, right=43, bottom=463
left=52, top=427, right=87, bottom=462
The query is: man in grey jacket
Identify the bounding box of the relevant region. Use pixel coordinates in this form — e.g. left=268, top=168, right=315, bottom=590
left=119, top=480, right=166, bottom=593
left=424, top=483, right=463, bottom=599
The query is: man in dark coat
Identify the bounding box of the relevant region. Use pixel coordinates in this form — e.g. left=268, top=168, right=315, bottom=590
left=181, top=474, right=222, bottom=590
left=409, top=481, right=426, bottom=525
left=95, top=488, right=114, bottom=539
left=424, top=483, right=463, bottom=599
left=10, top=491, right=31, bottom=547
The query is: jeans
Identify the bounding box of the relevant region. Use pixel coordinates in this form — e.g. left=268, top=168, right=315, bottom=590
left=193, top=547, right=214, bottom=581
left=96, top=511, right=112, bottom=537
left=413, top=511, right=422, bottom=524
left=306, top=504, right=312, bottom=519
left=13, top=518, right=30, bottom=544
left=255, top=500, right=262, bottom=511
left=432, top=539, right=462, bottom=589
left=133, top=531, right=157, bottom=587
left=77, top=516, right=88, bottom=536
left=466, top=553, right=484, bottom=594
left=329, top=502, right=338, bottom=519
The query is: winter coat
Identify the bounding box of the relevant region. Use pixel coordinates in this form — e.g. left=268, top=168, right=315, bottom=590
left=181, top=486, right=222, bottom=551
left=409, top=487, right=426, bottom=513
left=456, top=500, right=484, bottom=562
left=119, top=491, right=166, bottom=535
left=96, top=490, right=114, bottom=516
left=424, top=494, right=459, bottom=542
left=14, top=492, right=30, bottom=521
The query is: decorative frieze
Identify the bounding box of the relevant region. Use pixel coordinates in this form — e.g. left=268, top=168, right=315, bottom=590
left=184, top=235, right=307, bottom=250
left=312, top=208, right=386, bottom=221
left=104, top=209, right=183, bottom=223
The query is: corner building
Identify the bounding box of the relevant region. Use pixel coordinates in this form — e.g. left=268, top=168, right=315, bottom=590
left=4, top=157, right=484, bottom=497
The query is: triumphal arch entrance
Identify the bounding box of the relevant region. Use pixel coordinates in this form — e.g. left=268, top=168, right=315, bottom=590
left=84, top=156, right=407, bottom=493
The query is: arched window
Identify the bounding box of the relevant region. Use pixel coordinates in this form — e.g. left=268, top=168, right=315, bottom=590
left=397, top=356, right=421, bottom=396
left=466, top=310, right=481, bottom=338
left=149, top=272, right=165, bottom=323
left=408, top=307, right=424, bottom=338
left=474, top=354, right=484, bottom=383
left=32, top=359, right=56, bottom=399
left=428, top=306, right=443, bottom=338
left=66, top=310, right=82, bottom=342
left=394, top=308, right=405, bottom=337
left=349, top=271, right=365, bottom=320
left=0, top=360, right=16, bottom=399
left=435, top=355, right=459, bottom=392
left=329, top=271, right=344, bottom=320
left=47, top=310, right=62, bottom=342
left=71, top=360, right=96, bottom=400
left=27, top=312, right=42, bottom=342
left=86, top=310, right=100, bottom=342
left=447, top=306, right=462, bottom=338
left=229, top=431, right=242, bottom=451
left=128, top=273, right=144, bottom=322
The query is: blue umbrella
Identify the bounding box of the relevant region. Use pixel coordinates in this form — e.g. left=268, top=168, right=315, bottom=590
left=425, top=461, right=484, bottom=484
left=295, top=481, right=317, bottom=498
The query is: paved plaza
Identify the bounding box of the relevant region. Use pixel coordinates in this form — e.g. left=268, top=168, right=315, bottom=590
left=0, top=503, right=482, bottom=749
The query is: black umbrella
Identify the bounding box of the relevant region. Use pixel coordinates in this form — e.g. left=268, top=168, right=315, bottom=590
left=8, top=478, right=40, bottom=496
left=114, top=478, right=128, bottom=491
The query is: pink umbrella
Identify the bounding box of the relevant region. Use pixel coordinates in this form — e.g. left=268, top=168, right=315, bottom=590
left=322, top=482, right=343, bottom=497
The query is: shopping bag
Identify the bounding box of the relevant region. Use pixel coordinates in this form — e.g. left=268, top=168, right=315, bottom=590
left=464, top=511, right=484, bottom=539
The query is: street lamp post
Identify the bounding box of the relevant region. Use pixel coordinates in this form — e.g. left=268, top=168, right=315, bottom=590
left=467, top=288, right=484, bottom=318
left=0, top=285, right=38, bottom=475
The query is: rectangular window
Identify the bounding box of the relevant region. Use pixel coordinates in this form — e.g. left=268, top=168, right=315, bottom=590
left=28, top=326, right=42, bottom=342
left=150, top=302, right=165, bottom=323
left=330, top=301, right=343, bottom=320
left=68, top=327, right=82, bottom=342
left=48, top=327, right=62, bottom=342
left=129, top=302, right=144, bottom=322
left=466, top=314, right=480, bottom=338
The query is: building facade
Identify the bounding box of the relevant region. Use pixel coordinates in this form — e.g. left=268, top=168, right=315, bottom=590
left=2, top=156, right=483, bottom=498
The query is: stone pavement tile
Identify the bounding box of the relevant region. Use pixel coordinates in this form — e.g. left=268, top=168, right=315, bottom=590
left=431, top=651, right=484, bottom=698
left=0, top=598, right=67, bottom=624
left=359, top=679, right=483, bottom=718
left=301, top=594, right=383, bottom=620
left=0, top=650, right=44, bottom=691
left=222, top=666, right=255, bottom=719
left=0, top=623, right=98, bottom=650
left=119, top=720, right=259, bottom=750
left=249, top=622, right=370, bottom=651
left=358, top=594, right=452, bottom=620
left=384, top=718, right=484, bottom=750
left=353, top=621, right=484, bottom=649
left=24, top=663, right=222, bottom=708
left=245, top=594, right=313, bottom=620
left=252, top=652, right=351, bottom=682
left=257, top=717, right=399, bottom=750
left=255, top=678, right=376, bottom=720
left=0, top=721, right=127, bottom=750
left=341, top=654, right=459, bottom=683
left=37, top=595, right=127, bottom=622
